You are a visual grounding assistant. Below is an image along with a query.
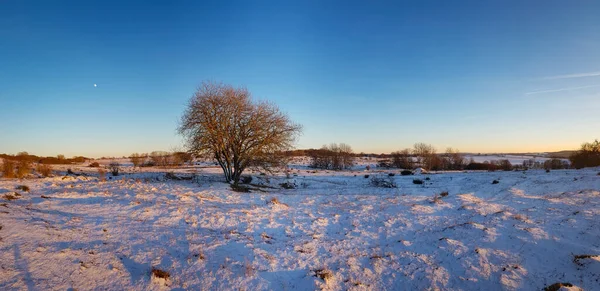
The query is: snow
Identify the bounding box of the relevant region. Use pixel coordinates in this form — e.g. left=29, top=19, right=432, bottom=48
left=1, top=162, right=599, bottom=290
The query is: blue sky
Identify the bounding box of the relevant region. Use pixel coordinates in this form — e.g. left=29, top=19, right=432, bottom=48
left=1, top=1, right=599, bottom=157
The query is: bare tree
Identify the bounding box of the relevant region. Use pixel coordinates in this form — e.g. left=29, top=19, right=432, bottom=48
left=178, top=81, right=302, bottom=184
left=150, top=151, right=170, bottom=168
left=391, top=149, right=413, bottom=169
left=309, top=143, right=354, bottom=170
left=443, top=147, right=465, bottom=170
left=130, top=153, right=144, bottom=168
left=413, top=143, right=437, bottom=170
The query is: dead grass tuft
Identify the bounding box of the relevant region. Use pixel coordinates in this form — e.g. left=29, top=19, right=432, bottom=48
left=312, top=268, right=333, bottom=282
left=4, top=193, right=19, bottom=201
left=151, top=268, right=170, bottom=280
left=36, top=164, right=53, bottom=177
left=16, top=185, right=30, bottom=192
left=513, top=214, right=527, bottom=221
left=544, top=282, right=574, bottom=291
left=2, top=159, right=16, bottom=178
left=98, top=168, right=106, bottom=182
left=573, top=254, right=599, bottom=265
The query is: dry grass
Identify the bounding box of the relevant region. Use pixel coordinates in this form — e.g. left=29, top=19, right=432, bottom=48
left=36, top=164, right=53, bottom=177
left=15, top=185, right=30, bottom=192
left=151, top=268, right=170, bottom=279
left=2, top=159, right=16, bottom=178
left=513, top=214, right=527, bottom=221
left=98, top=168, right=106, bottom=182
left=4, top=193, right=21, bottom=201
left=573, top=254, right=599, bottom=265
left=16, top=160, right=31, bottom=178
left=313, top=268, right=333, bottom=282
left=544, top=282, right=574, bottom=291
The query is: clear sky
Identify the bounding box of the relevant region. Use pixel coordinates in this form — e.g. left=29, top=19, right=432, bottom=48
left=1, top=1, right=599, bottom=157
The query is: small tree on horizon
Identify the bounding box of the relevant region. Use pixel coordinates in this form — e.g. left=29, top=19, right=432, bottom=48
left=178, top=81, right=302, bottom=184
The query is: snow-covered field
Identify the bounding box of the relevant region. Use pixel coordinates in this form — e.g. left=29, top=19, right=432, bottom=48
left=1, top=163, right=599, bottom=290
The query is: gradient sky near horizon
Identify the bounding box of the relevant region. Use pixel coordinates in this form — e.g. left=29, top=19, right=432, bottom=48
left=1, top=1, right=600, bottom=157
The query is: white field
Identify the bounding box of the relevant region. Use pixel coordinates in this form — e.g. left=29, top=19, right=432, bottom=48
left=1, top=160, right=599, bottom=291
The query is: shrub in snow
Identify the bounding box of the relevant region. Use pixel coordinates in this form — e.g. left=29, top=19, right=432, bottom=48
left=15, top=185, right=29, bottom=192
left=16, top=160, right=31, bottom=179
left=413, top=179, right=424, bottom=185
left=543, top=282, right=581, bottom=291
left=151, top=267, right=170, bottom=286
left=312, top=268, right=333, bottom=282
left=400, top=170, right=413, bottom=176
left=36, top=164, right=53, bottom=177
left=109, top=161, right=120, bottom=176
left=89, top=162, right=100, bottom=167
left=388, top=173, right=395, bottom=177
left=308, top=143, right=355, bottom=170
left=440, top=191, right=449, bottom=197
left=492, top=180, right=499, bottom=184
left=370, top=176, right=397, bottom=188
left=425, top=177, right=431, bottom=181
left=280, top=181, right=297, bottom=189
left=1, top=159, right=16, bottom=178
left=364, top=174, right=370, bottom=178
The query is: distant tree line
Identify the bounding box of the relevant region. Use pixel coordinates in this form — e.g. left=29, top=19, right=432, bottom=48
left=129, top=151, right=193, bottom=168
left=0, top=152, right=88, bottom=164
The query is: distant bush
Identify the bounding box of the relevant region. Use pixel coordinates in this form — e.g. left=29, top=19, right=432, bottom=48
left=2, top=159, right=16, bottom=178
left=89, top=162, right=100, bottom=167
left=400, top=170, right=413, bottom=176
left=109, top=161, right=120, bottom=176
left=413, top=179, right=424, bottom=185
left=492, top=180, right=499, bottom=184
left=388, top=173, right=395, bottom=176
left=465, top=162, right=498, bottom=171
left=391, top=149, right=413, bottom=169
left=36, top=164, right=53, bottom=177
left=309, top=143, right=354, bottom=170
left=441, top=148, right=465, bottom=170
left=370, top=176, right=397, bottom=188
left=364, top=174, right=370, bottom=178
left=16, top=160, right=31, bottom=178
left=570, top=140, right=600, bottom=169
left=130, top=153, right=145, bottom=168
left=377, top=159, right=392, bottom=168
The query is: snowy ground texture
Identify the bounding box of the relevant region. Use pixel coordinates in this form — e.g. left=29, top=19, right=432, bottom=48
left=1, top=164, right=600, bottom=291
